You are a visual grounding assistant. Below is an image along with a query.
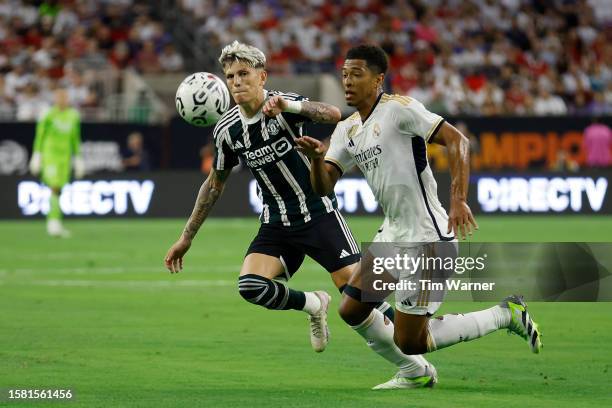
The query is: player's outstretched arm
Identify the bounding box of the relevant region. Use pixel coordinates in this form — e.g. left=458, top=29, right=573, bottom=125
left=30, top=112, right=48, bottom=176
left=433, top=122, right=478, bottom=240
left=164, top=168, right=232, bottom=273
left=263, top=95, right=341, bottom=123
left=295, top=136, right=341, bottom=196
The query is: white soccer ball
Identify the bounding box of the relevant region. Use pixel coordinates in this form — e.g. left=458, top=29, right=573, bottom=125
left=175, top=72, right=231, bottom=127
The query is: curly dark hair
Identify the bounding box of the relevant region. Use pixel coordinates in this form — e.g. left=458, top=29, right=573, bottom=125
left=346, top=44, right=389, bottom=75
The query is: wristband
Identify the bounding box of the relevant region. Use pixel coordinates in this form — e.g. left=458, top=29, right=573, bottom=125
left=284, top=100, right=302, bottom=114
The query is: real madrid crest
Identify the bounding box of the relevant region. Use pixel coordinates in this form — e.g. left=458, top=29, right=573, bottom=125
left=373, top=123, right=381, bottom=138
left=267, top=118, right=280, bottom=136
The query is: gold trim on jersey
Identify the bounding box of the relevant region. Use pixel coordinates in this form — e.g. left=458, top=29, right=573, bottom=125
left=342, top=112, right=361, bottom=139
left=324, top=157, right=345, bottom=173
left=347, top=124, right=360, bottom=139
left=426, top=117, right=444, bottom=142
left=380, top=93, right=413, bottom=106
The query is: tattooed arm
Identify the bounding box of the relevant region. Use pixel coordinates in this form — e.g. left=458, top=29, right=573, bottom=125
left=164, top=168, right=232, bottom=273
left=263, top=95, right=341, bottom=124
left=297, top=101, right=342, bottom=123
left=181, top=168, right=231, bottom=240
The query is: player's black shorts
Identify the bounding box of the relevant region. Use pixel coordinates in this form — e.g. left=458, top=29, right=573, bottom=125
left=246, top=209, right=361, bottom=279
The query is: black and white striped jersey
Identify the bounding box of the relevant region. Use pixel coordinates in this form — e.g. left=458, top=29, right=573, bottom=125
left=213, top=90, right=337, bottom=227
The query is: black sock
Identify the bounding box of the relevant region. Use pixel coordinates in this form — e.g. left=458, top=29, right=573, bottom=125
left=239, top=274, right=306, bottom=310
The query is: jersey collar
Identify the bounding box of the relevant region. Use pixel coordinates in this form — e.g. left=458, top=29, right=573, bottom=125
left=239, top=89, right=267, bottom=125
left=362, top=92, right=384, bottom=124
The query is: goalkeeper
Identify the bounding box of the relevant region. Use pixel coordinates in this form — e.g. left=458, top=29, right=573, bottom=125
left=29, top=88, right=85, bottom=237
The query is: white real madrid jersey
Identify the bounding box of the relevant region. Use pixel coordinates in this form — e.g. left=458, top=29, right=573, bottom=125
left=325, top=93, right=453, bottom=243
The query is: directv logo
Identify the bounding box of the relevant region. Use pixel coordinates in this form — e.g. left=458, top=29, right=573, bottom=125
left=18, top=180, right=155, bottom=216
left=477, top=177, right=608, bottom=213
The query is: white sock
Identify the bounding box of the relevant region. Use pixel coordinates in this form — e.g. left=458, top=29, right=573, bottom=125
left=427, top=305, right=511, bottom=351
left=47, top=219, right=62, bottom=234
left=352, top=309, right=428, bottom=377
left=302, top=292, right=321, bottom=315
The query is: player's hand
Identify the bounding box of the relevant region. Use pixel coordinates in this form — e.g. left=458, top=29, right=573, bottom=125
left=73, top=156, right=85, bottom=179
left=295, top=136, right=326, bottom=159
left=29, top=152, right=41, bottom=176
left=164, top=237, right=191, bottom=273
left=262, top=95, right=287, bottom=117
left=447, top=199, right=478, bottom=240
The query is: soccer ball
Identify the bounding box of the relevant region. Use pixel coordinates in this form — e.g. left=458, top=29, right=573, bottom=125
left=175, top=72, right=230, bottom=127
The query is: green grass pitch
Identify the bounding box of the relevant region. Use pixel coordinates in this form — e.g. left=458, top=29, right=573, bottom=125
left=1, top=216, right=611, bottom=407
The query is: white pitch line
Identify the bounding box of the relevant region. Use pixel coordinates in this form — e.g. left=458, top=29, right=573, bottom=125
left=0, top=264, right=324, bottom=275
left=7, top=279, right=237, bottom=289
left=3, top=265, right=244, bottom=275
left=9, top=251, right=126, bottom=260
left=0, top=277, right=335, bottom=290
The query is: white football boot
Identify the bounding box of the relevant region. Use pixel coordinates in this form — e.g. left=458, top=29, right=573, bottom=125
left=308, top=291, right=331, bottom=352
left=47, top=219, right=71, bottom=238
left=372, top=363, right=438, bottom=390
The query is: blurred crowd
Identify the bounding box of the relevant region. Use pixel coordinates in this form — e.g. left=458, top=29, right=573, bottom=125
left=0, top=0, right=184, bottom=121
left=183, top=0, right=612, bottom=116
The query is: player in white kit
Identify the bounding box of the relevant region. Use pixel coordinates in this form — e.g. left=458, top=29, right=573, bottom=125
left=297, top=45, right=542, bottom=389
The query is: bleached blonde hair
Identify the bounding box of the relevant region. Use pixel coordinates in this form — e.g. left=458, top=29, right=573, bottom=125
left=218, top=40, right=266, bottom=69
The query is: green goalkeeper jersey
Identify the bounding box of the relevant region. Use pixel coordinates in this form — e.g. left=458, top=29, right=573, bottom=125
left=33, top=106, right=81, bottom=163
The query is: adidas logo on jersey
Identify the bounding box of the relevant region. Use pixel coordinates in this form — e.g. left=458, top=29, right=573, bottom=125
left=339, top=249, right=351, bottom=259
left=234, top=140, right=244, bottom=149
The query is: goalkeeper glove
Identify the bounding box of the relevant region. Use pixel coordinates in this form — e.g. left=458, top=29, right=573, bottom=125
left=29, top=152, right=41, bottom=176
left=73, top=156, right=85, bottom=179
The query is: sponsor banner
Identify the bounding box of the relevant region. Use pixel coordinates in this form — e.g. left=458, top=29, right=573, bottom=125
left=1, top=172, right=385, bottom=218
left=166, top=116, right=612, bottom=171
left=0, top=170, right=610, bottom=218
left=4, top=116, right=610, bottom=172
left=0, top=122, right=162, bottom=175
left=2, top=172, right=204, bottom=218
left=473, top=173, right=610, bottom=214
left=18, top=180, right=156, bottom=216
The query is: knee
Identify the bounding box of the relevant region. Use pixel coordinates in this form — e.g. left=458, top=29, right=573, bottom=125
left=394, top=332, right=428, bottom=355
left=238, top=274, right=269, bottom=306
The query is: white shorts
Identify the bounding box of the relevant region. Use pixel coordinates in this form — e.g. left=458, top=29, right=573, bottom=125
left=371, top=231, right=458, bottom=316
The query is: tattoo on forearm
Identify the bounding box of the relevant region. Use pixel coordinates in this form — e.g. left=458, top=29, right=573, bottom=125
left=182, top=170, right=229, bottom=240
left=300, top=101, right=340, bottom=123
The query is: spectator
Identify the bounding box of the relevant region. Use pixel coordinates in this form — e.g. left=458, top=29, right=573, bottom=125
left=533, top=85, right=567, bottom=115
left=63, top=70, right=97, bottom=108
left=4, top=63, right=30, bottom=99
left=550, top=150, right=580, bottom=172
left=178, top=0, right=610, bottom=116
left=109, top=40, right=132, bottom=69
left=135, top=40, right=161, bottom=74
left=583, top=118, right=612, bottom=167
left=159, top=43, right=184, bottom=72
left=562, top=63, right=590, bottom=96
left=16, top=83, right=48, bottom=121
left=0, top=76, right=13, bottom=118
left=587, top=92, right=612, bottom=116
left=409, top=74, right=434, bottom=107
left=0, top=0, right=176, bottom=121
left=122, top=131, right=151, bottom=171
